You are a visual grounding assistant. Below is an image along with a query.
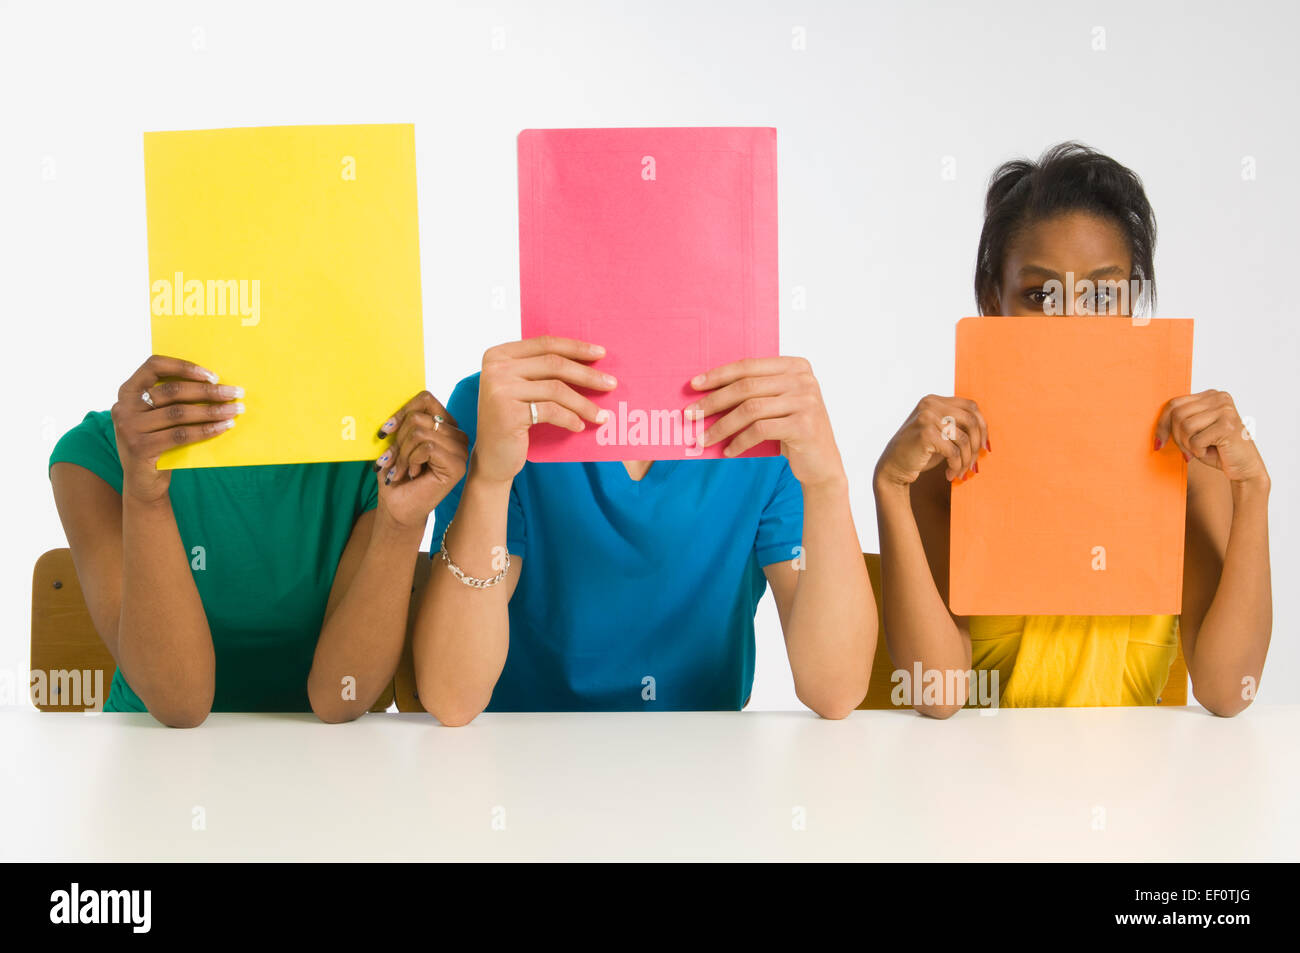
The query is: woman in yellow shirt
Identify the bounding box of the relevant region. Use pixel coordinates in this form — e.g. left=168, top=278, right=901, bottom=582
left=874, top=142, right=1272, bottom=716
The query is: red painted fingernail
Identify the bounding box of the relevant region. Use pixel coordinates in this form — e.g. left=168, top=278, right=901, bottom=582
left=973, top=461, right=979, bottom=474
left=1154, top=438, right=1163, bottom=451
left=985, top=437, right=992, bottom=453
left=1182, top=452, right=1191, bottom=462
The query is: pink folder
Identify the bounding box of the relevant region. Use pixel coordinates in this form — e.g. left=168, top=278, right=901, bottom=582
left=518, top=127, right=779, bottom=462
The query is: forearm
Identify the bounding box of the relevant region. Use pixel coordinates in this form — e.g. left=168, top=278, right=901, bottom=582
left=308, top=511, right=425, bottom=722
left=873, top=473, right=970, bottom=716
left=412, top=463, right=513, bottom=725
left=782, top=475, right=875, bottom=718
left=117, top=494, right=215, bottom=727
left=1187, top=478, right=1272, bottom=715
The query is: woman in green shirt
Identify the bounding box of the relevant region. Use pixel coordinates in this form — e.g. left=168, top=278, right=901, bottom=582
left=49, top=354, right=466, bottom=726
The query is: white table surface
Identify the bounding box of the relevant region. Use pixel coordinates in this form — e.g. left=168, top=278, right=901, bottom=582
left=2, top=705, right=1296, bottom=862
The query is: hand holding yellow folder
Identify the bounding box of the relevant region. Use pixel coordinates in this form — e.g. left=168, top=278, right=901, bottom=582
left=144, top=123, right=425, bottom=469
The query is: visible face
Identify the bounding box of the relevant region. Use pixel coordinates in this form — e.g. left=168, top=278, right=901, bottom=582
left=994, top=211, right=1135, bottom=317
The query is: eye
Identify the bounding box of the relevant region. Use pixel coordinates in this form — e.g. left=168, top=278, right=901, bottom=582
left=1025, top=287, right=1061, bottom=312
left=1078, top=286, right=1115, bottom=315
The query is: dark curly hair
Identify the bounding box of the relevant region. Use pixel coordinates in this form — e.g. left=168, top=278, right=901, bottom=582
left=974, top=142, right=1157, bottom=316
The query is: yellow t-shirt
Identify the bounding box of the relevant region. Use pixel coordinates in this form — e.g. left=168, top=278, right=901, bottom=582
left=968, top=615, right=1179, bottom=707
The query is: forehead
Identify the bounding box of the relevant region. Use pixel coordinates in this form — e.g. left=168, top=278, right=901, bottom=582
left=1004, top=211, right=1132, bottom=274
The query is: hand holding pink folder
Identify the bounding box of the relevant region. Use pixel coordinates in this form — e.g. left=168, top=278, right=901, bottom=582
left=518, top=127, right=779, bottom=463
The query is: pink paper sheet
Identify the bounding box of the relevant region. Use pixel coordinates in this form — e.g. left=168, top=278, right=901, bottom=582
left=518, top=127, right=779, bottom=462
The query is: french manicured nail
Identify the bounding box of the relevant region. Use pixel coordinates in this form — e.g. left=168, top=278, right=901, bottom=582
left=216, top=385, right=243, bottom=399
left=218, top=418, right=235, bottom=431
left=224, top=402, right=245, bottom=416
left=198, top=366, right=219, bottom=384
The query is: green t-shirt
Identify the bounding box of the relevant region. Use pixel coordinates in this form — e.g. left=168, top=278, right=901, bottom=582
left=48, top=411, right=379, bottom=712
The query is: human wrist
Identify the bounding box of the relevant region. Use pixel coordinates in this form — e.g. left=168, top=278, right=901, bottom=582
left=372, top=505, right=429, bottom=545
left=873, top=461, right=913, bottom=498
left=1230, top=470, right=1271, bottom=508
left=465, top=452, right=516, bottom=496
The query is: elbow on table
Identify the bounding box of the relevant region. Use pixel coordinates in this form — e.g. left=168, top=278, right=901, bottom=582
left=913, top=701, right=963, bottom=720
left=416, top=681, right=483, bottom=727
left=153, top=703, right=212, bottom=729
left=310, top=700, right=365, bottom=725
left=1193, top=685, right=1253, bottom=718
left=797, top=685, right=865, bottom=721
left=422, top=697, right=481, bottom=728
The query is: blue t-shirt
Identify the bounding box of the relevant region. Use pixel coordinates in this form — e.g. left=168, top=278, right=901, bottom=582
left=432, top=373, right=805, bottom=711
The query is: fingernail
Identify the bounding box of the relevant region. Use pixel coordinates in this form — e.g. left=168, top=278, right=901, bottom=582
left=590, top=344, right=606, bottom=357
left=985, top=437, right=992, bottom=452
left=684, top=406, right=701, bottom=420
left=1154, top=438, right=1163, bottom=451
left=231, top=402, right=245, bottom=415
left=377, top=450, right=392, bottom=467
left=596, top=409, right=611, bottom=424
left=602, top=374, right=617, bottom=387
left=199, top=367, right=219, bottom=384
left=217, top=385, right=243, bottom=399
left=384, top=469, right=394, bottom=485
left=691, top=374, right=706, bottom=388
left=1183, top=452, right=1192, bottom=462
left=973, top=461, right=979, bottom=474
left=724, top=444, right=737, bottom=457
left=377, top=418, right=396, bottom=439
left=220, top=418, right=235, bottom=431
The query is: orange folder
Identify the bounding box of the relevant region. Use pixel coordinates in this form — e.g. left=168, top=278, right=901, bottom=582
left=949, top=316, right=1194, bottom=616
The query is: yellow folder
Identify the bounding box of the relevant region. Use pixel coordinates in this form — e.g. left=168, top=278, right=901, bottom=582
left=144, top=123, right=425, bottom=468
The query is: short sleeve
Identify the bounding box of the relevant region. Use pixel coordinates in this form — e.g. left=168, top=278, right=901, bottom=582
left=431, top=374, right=528, bottom=560
left=49, top=411, right=124, bottom=494
left=754, top=457, right=804, bottom=567
left=358, top=462, right=380, bottom=515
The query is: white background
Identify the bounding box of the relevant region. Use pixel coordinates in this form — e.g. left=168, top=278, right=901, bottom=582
left=1, top=0, right=1295, bottom=709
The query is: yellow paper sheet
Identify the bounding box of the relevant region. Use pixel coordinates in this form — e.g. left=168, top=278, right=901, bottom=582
left=144, top=123, right=424, bottom=468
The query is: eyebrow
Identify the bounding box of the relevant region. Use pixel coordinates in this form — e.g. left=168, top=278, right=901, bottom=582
left=1016, top=264, right=1129, bottom=281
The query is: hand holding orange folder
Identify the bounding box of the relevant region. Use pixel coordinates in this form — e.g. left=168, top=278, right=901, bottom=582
left=949, top=316, right=1194, bottom=616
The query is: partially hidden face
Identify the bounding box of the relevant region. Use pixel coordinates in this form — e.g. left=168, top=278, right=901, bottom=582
left=997, top=211, right=1137, bottom=317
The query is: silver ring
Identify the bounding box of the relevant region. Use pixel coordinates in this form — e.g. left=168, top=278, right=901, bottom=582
left=434, top=414, right=444, bottom=432
left=141, top=390, right=155, bottom=408
left=529, top=401, right=539, bottom=426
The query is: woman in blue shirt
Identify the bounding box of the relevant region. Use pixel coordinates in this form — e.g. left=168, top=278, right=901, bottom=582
left=387, top=336, right=877, bottom=722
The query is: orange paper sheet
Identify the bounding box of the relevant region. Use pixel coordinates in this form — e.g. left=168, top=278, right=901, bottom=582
left=949, top=316, right=1194, bottom=617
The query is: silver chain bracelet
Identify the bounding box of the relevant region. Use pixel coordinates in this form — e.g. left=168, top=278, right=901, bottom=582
left=438, top=520, right=510, bottom=589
